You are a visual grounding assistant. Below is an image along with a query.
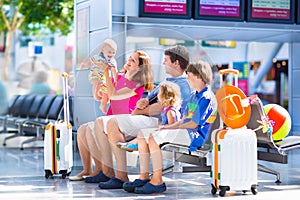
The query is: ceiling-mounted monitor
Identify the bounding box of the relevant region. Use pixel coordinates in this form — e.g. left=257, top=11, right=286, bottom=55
left=194, top=0, right=245, bottom=21
left=247, top=0, right=295, bottom=24
left=296, top=0, right=300, bottom=24
left=139, top=0, right=192, bottom=19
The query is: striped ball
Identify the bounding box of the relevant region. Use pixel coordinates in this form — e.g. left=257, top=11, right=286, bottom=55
left=264, top=104, right=291, bottom=141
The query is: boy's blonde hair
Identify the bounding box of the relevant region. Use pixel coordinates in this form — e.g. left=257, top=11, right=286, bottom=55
left=158, top=81, right=182, bottom=109
left=186, top=60, right=212, bottom=84
left=102, top=38, right=117, bottom=51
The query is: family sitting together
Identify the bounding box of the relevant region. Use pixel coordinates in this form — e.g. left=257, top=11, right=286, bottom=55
left=70, top=41, right=216, bottom=194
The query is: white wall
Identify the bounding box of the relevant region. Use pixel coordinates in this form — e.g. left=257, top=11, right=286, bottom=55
left=15, top=35, right=67, bottom=74
left=202, top=42, right=248, bottom=65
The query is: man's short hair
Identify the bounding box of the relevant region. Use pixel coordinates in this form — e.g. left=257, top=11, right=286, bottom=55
left=164, top=45, right=189, bottom=71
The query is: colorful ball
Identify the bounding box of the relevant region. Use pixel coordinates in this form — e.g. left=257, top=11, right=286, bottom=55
left=263, top=104, right=291, bottom=141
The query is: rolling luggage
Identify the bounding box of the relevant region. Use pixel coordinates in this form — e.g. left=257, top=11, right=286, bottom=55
left=44, top=72, right=73, bottom=179
left=210, top=69, right=257, bottom=196
left=211, top=128, right=257, bottom=196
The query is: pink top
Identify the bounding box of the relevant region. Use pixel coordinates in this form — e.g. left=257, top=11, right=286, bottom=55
left=107, top=74, right=144, bottom=115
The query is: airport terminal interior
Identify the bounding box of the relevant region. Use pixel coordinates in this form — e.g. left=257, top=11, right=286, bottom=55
left=2, top=0, right=300, bottom=199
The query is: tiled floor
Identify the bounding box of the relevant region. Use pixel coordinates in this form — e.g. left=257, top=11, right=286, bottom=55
left=1, top=133, right=300, bottom=199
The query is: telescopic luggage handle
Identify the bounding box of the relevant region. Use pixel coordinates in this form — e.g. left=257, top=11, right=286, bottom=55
left=61, top=72, right=70, bottom=125
left=219, top=69, right=239, bottom=87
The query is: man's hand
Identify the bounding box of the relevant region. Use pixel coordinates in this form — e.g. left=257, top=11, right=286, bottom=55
left=132, top=102, right=163, bottom=116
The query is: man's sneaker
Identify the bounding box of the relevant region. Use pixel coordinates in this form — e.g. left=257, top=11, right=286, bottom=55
left=98, top=177, right=124, bottom=189
left=85, top=172, right=110, bottom=183
left=134, top=182, right=167, bottom=194
left=123, top=179, right=149, bottom=193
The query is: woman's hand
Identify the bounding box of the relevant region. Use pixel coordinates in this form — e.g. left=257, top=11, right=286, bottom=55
left=90, top=58, right=109, bottom=71
left=93, top=82, right=104, bottom=101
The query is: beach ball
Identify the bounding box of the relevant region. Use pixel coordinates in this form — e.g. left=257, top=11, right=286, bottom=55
left=263, top=104, right=291, bottom=141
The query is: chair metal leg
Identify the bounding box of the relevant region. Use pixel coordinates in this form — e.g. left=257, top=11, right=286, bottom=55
left=3, top=133, right=19, bottom=146
left=159, top=144, right=211, bottom=176
left=20, top=127, right=43, bottom=150
left=162, top=164, right=174, bottom=175
left=258, top=164, right=281, bottom=183
left=20, top=137, right=39, bottom=150
left=152, top=150, right=176, bottom=177
left=151, top=150, right=178, bottom=178
left=149, top=162, right=174, bottom=179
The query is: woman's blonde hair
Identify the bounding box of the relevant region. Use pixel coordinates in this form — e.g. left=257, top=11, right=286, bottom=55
left=158, top=81, right=182, bottom=109
left=130, top=50, right=154, bottom=91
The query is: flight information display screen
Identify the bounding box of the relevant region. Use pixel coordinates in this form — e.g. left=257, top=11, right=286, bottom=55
left=247, top=0, right=295, bottom=23
left=194, top=0, right=244, bottom=21
left=296, top=1, right=300, bottom=24
left=139, top=0, right=192, bottom=19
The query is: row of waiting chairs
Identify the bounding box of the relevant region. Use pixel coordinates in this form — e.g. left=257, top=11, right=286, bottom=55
left=0, top=94, right=69, bottom=150
left=159, top=97, right=300, bottom=184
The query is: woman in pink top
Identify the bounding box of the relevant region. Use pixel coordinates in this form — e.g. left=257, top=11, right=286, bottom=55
left=106, top=74, right=144, bottom=115
left=70, top=50, right=154, bottom=181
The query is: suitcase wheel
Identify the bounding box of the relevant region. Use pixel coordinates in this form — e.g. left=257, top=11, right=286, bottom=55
left=211, top=184, right=217, bottom=195
left=62, top=173, right=67, bottom=179
left=59, top=170, right=71, bottom=179
left=219, top=186, right=230, bottom=197
left=251, top=185, right=257, bottom=195
left=45, top=170, right=53, bottom=179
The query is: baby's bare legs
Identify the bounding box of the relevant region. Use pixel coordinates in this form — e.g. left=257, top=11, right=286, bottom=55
left=100, top=92, right=109, bottom=114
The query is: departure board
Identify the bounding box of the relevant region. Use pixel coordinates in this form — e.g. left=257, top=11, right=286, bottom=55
left=297, top=0, right=300, bottom=24
left=139, top=0, right=192, bottom=19
left=247, top=0, right=295, bottom=23
left=194, top=0, right=244, bottom=21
